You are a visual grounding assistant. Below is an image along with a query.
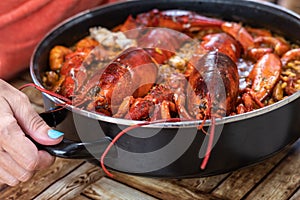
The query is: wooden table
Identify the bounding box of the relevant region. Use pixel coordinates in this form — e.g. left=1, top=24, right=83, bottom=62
left=1, top=71, right=299, bottom=200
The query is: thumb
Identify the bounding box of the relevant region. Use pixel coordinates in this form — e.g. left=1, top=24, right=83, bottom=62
left=4, top=83, right=64, bottom=145
left=20, top=111, right=64, bottom=145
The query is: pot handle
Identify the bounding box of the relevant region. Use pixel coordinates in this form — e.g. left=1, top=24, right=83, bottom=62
left=27, top=108, right=117, bottom=159
left=29, top=136, right=116, bottom=159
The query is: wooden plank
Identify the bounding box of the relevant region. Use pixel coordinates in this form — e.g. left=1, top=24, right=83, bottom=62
left=212, top=146, right=289, bottom=200
left=170, top=173, right=229, bottom=193
left=34, top=162, right=105, bottom=200
left=244, top=140, right=300, bottom=200
left=0, top=158, right=84, bottom=200
left=290, top=188, right=300, bottom=200
left=83, top=177, right=158, bottom=200
left=71, top=195, right=91, bottom=200
left=111, top=172, right=220, bottom=200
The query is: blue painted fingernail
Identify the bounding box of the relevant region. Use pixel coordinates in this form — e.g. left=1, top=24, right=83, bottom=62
left=48, top=129, right=64, bottom=139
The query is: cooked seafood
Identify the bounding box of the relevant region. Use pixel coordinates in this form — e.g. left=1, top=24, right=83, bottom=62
left=43, top=9, right=300, bottom=120
left=38, top=9, right=300, bottom=175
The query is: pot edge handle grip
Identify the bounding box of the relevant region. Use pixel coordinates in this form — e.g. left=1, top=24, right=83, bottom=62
left=27, top=108, right=117, bottom=159
left=29, top=136, right=117, bottom=159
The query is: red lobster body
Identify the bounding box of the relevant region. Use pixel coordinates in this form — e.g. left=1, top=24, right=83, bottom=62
left=73, top=47, right=159, bottom=116
left=188, top=51, right=239, bottom=119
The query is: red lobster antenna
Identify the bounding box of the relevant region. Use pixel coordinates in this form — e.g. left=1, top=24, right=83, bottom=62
left=100, top=116, right=215, bottom=177
left=19, top=83, right=215, bottom=177
left=19, top=83, right=72, bottom=104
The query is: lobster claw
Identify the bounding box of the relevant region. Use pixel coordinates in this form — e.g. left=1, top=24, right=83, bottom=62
left=221, top=22, right=255, bottom=55
left=72, top=47, right=159, bottom=116
left=239, top=53, right=282, bottom=112
left=201, top=33, right=242, bottom=62
left=119, top=9, right=224, bottom=32
left=248, top=53, right=282, bottom=100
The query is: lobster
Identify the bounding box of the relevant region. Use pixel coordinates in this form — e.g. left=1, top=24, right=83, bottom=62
left=45, top=8, right=288, bottom=119
left=40, top=9, right=300, bottom=176
left=44, top=37, right=100, bottom=99
left=113, top=65, right=192, bottom=121
left=47, top=9, right=290, bottom=112
left=216, top=22, right=289, bottom=113
left=110, top=31, right=241, bottom=121
left=187, top=51, right=239, bottom=120
left=71, top=28, right=188, bottom=116
left=118, top=9, right=224, bottom=33
left=200, top=32, right=242, bottom=62
left=237, top=53, right=282, bottom=113
left=72, top=47, right=160, bottom=116
left=221, top=22, right=291, bottom=60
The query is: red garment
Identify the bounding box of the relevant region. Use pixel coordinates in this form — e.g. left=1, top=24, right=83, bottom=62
left=0, top=0, right=116, bottom=80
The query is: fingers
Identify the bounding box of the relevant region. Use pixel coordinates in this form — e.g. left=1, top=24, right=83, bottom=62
left=36, top=150, right=56, bottom=170
left=0, top=151, right=55, bottom=186
left=0, top=167, right=20, bottom=187
left=0, top=150, right=56, bottom=186
left=0, top=80, right=63, bottom=145
left=1, top=112, right=38, bottom=170
left=0, top=80, right=62, bottom=186
left=0, top=112, right=56, bottom=186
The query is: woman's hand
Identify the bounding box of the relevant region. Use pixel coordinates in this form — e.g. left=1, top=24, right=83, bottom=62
left=0, top=79, right=63, bottom=186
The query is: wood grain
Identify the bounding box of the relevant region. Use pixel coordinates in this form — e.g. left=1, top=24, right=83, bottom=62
left=83, top=177, right=158, bottom=200
left=0, top=184, right=9, bottom=193
left=170, top=173, right=229, bottom=193
left=70, top=195, right=91, bottom=200
left=289, top=188, right=300, bottom=200
left=0, top=159, right=84, bottom=200
left=212, top=147, right=289, bottom=200
left=111, top=172, right=220, bottom=200
left=34, top=162, right=105, bottom=200
left=245, top=140, right=300, bottom=200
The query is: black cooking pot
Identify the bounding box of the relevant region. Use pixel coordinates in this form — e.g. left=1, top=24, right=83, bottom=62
left=30, top=0, right=300, bottom=178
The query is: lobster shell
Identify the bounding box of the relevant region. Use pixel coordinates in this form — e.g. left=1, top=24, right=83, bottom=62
left=30, top=0, right=300, bottom=178
left=74, top=47, right=158, bottom=115
left=188, top=51, right=239, bottom=118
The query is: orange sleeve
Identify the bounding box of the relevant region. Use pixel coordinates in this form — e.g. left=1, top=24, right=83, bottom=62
left=0, top=0, right=117, bottom=80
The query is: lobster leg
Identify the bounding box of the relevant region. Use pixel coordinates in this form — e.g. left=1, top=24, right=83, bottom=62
left=254, top=36, right=290, bottom=56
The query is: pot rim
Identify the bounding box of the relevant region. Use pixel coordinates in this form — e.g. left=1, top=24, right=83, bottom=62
left=30, top=0, right=300, bottom=128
